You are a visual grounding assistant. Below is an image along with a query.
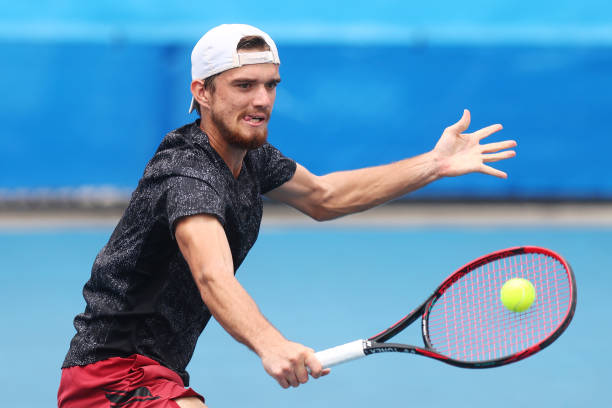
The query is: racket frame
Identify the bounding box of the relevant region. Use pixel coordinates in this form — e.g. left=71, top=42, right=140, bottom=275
left=320, top=246, right=577, bottom=369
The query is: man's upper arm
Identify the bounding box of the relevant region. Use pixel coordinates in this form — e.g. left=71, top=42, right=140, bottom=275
left=174, top=214, right=234, bottom=284
left=165, top=176, right=225, bottom=240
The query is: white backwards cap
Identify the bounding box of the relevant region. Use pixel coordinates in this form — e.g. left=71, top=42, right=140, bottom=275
left=189, top=24, right=281, bottom=113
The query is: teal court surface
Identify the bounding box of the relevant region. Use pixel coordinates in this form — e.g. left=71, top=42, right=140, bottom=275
left=1, top=216, right=610, bottom=407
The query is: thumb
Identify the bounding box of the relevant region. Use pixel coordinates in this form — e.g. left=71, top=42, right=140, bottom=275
left=448, top=109, right=471, bottom=133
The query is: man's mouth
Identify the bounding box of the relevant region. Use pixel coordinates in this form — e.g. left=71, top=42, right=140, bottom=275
left=244, top=114, right=266, bottom=124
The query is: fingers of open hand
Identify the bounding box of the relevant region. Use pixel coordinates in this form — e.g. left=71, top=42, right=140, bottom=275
left=481, top=139, right=517, bottom=154
left=477, top=143, right=515, bottom=178
left=480, top=164, right=508, bottom=179
left=474, top=123, right=503, bottom=140
left=483, top=150, right=516, bottom=163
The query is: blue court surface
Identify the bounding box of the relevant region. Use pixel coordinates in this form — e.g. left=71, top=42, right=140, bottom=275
left=1, top=223, right=610, bottom=407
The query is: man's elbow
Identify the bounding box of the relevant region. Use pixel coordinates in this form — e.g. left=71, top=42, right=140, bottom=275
left=309, top=208, right=335, bottom=222
left=192, top=263, right=233, bottom=293
left=306, top=181, right=343, bottom=222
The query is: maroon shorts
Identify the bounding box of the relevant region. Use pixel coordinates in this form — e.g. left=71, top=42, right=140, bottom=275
left=58, top=354, right=204, bottom=407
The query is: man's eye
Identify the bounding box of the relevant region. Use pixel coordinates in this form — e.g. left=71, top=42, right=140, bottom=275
left=237, top=83, right=251, bottom=89
left=266, top=82, right=278, bottom=89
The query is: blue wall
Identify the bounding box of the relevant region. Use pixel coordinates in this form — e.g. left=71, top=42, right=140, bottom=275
left=2, top=1, right=611, bottom=199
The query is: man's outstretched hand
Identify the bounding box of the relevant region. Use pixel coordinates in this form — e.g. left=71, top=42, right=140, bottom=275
left=433, top=109, right=517, bottom=179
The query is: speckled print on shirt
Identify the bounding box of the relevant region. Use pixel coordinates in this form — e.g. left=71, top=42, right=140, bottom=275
left=62, top=121, right=296, bottom=385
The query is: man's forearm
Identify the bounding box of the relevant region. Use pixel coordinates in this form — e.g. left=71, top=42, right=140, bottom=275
left=195, top=270, right=285, bottom=355
left=315, top=151, right=442, bottom=219
left=176, top=215, right=284, bottom=354
left=195, top=267, right=327, bottom=388
left=199, top=274, right=327, bottom=387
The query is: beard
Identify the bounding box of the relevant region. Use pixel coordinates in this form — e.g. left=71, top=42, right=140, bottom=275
left=210, top=108, right=268, bottom=150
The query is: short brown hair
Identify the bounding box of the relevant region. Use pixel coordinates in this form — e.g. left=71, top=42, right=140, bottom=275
left=193, top=35, right=271, bottom=116
left=236, top=35, right=270, bottom=51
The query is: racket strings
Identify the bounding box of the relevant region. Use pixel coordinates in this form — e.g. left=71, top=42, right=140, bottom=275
left=425, top=252, right=572, bottom=363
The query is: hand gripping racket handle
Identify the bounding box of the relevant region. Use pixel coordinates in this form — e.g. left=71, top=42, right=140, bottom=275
left=314, top=339, right=366, bottom=368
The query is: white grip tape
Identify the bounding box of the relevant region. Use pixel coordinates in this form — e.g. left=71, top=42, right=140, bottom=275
left=314, top=339, right=366, bottom=368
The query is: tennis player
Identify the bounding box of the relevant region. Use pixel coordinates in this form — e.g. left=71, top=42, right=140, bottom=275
left=58, top=24, right=516, bottom=408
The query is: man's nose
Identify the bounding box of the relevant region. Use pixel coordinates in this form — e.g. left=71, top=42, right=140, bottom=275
left=252, top=85, right=273, bottom=108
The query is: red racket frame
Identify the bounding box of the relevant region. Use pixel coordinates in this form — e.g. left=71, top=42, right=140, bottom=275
left=366, top=246, right=576, bottom=368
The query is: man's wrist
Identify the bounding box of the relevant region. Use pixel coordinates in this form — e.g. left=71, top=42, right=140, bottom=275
left=251, top=325, right=286, bottom=357
left=424, top=150, right=445, bottom=181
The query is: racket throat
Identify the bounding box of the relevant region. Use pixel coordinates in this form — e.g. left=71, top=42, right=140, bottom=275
left=365, top=341, right=419, bottom=355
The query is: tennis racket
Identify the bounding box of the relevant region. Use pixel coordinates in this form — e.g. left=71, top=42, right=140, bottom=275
left=314, top=246, right=576, bottom=369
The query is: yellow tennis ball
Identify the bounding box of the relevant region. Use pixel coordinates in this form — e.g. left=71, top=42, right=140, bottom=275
left=500, top=278, right=536, bottom=313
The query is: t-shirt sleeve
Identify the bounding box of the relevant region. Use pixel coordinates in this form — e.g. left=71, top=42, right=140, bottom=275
left=256, top=143, right=297, bottom=194
left=165, top=176, right=226, bottom=237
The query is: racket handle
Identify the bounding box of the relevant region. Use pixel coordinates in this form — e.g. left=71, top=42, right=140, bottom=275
left=314, top=339, right=366, bottom=368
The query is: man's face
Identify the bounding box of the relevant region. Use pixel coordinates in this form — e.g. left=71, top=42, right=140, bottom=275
left=205, top=61, right=280, bottom=150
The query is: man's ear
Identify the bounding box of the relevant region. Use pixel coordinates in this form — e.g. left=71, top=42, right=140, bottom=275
left=190, top=80, right=211, bottom=111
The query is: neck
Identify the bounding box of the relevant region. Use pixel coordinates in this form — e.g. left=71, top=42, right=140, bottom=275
left=200, top=119, right=246, bottom=179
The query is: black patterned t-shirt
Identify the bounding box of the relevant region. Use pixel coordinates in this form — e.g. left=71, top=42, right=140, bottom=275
left=62, top=121, right=297, bottom=385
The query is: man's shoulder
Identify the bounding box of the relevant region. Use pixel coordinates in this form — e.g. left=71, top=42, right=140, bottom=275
left=157, top=121, right=205, bottom=152
left=246, top=142, right=281, bottom=162
left=143, top=121, right=218, bottom=181
left=245, top=142, right=297, bottom=193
